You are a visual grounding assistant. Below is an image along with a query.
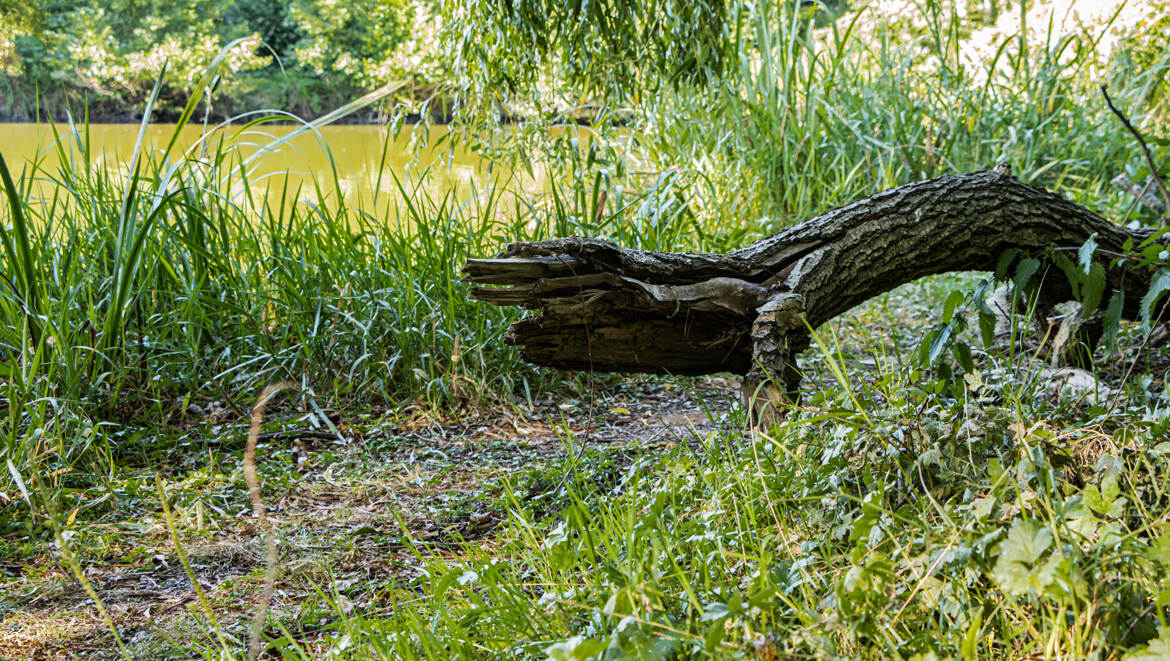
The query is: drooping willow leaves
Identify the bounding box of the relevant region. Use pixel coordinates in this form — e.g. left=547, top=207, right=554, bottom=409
left=443, top=0, right=732, bottom=105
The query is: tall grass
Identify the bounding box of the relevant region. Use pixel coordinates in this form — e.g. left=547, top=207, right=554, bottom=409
left=2, top=128, right=478, bottom=467
left=0, top=102, right=718, bottom=485
left=632, top=0, right=1170, bottom=230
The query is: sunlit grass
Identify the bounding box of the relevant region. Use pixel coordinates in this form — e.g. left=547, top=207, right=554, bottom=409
left=290, top=279, right=1170, bottom=660
left=0, top=90, right=719, bottom=481
left=632, top=0, right=1170, bottom=230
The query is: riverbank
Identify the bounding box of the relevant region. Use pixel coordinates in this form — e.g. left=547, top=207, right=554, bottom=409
left=0, top=83, right=447, bottom=125
left=0, top=78, right=614, bottom=126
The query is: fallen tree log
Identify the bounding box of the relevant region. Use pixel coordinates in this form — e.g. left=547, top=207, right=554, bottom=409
left=463, top=166, right=1160, bottom=423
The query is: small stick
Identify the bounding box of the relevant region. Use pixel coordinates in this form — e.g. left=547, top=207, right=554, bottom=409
left=1101, top=85, right=1170, bottom=221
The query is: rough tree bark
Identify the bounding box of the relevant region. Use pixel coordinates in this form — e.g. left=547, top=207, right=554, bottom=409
left=463, top=167, right=1160, bottom=423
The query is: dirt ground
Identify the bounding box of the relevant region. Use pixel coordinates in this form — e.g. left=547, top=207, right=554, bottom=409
left=0, top=377, right=740, bottom=659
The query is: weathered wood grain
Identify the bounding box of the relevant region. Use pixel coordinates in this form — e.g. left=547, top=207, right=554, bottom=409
left=464, top=167, right=1161, bottom=420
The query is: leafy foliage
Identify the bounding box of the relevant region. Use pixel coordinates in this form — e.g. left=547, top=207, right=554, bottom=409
left=0, top=0, right=443, bottom=118
left=445, top=0, right=728, bottom=103
left=292, top=350, right=1170, bottom=659
left=289, top=0, right=412, bottom=87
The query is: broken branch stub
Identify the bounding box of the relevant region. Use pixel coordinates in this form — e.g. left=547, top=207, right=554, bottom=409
left=463, top=168, right=1160, bottom=418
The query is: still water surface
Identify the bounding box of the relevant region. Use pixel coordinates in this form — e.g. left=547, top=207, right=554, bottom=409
left=0, top=123, right=542, bottom=218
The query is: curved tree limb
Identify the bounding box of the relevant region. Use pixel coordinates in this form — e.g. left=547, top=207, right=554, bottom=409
left=464, top=167, right=1161, bottom=419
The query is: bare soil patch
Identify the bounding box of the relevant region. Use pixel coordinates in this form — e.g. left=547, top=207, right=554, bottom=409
left=1, top=377, right=738, bottom=659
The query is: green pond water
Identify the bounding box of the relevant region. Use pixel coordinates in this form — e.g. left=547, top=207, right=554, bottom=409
left=0, top=123, right=546, bottom=219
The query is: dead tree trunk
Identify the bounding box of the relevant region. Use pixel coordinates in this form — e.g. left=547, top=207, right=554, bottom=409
left=463, top=167, right=1159, bottom=422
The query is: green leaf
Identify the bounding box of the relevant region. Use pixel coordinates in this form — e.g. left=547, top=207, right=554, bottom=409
left=1147, top=532, right=1170, bottom=569
left=970, top=497, right=996, bottom=520
left=942, top=290, right=965, bottom=324
left=1139, top=270, right=1170, bottom=334
left=937, top=359, right=953, bottom=382
left=1013, top=257, right=1041, bottom=291
left=546, top=636, right=607, bottom=661
left=951, top=341, right=974, bottom=372
left=1158, top=589, right=1170, bottom=608
left=1082, top=262, right=1106, bottom=315
left=1101, top=289, right=1125, bottom=348
left=700, top=602, right=730, bottom=622
left=996, top=248, right=1020, bottom=281
left=1148, top=226, right=1170, bottom=246
left=850, top=492, right=882, bottom=542
left=973, top=279, right=995, bottom=314
left=1141, top=243, right=1165, bottom=263
left=605, top=626, right=677, bottom=661
left=1083, top=474, right=1122, bottom=516
left=918, top=328, right=935, bottom=366
left=978, top=312, right=996, bottom=348
left=5, top=459, right=30, bottom=507
left=1078, top=233, right=1098, bottom=274
left=432, top=567, right=464, bottom=603
left=928, top=324, right=954, bottom=366
left=1035, top=552, right=1086, bottom=603
left=991, top=519, right=1053, bottom=597
left=1052, top=252, right=1082, bottom=299
left=703, top=618, right=726, bottom=653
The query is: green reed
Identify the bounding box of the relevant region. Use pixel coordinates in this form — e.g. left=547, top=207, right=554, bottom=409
left=0, top=102, right=714, bottom=481
left=634, top=0, right=1169, bottom=231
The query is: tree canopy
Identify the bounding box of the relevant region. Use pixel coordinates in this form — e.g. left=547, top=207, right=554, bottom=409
left=0, top=0, right=439, bottom=119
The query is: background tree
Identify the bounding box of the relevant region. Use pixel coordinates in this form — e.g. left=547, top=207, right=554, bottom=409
left=224, top=0, right=305, bottom=66
left=0, top=0, right=443, bottom=120
left=290, top=0, right=410, bottom=89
